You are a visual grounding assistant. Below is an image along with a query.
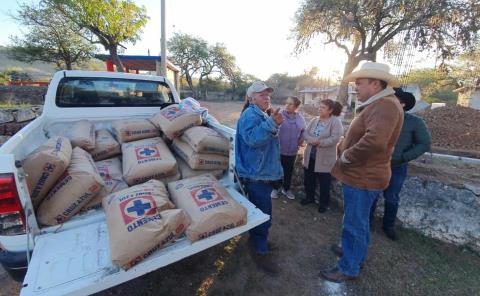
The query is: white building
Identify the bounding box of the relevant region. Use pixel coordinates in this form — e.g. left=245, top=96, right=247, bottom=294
left=298, top=85, right=356, bottom=107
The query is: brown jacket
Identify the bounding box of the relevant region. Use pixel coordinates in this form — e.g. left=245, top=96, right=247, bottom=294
left=331, top=88, right=404, bottom=190
left=303, top=116, right=343, bottom=173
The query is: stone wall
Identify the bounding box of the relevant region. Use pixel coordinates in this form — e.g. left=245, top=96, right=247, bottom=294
left=0, top=106, right=43, bottom=145
left=0, top=85, right=47, bottom=105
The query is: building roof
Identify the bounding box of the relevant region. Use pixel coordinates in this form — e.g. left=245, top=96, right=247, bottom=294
left=95, top=54, right=180, bottom=72
left=299, top=85, right=355, bottom=94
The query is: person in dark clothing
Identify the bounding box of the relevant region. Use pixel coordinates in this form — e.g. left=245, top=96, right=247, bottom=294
left=370, top=88, right=431, bottom=240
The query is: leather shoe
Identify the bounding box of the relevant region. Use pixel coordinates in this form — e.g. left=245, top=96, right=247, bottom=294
left=251, top=253, right=280, bottom=275
left=320, top=267, right=357, bottom=283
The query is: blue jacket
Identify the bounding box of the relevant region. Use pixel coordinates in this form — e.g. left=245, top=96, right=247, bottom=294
left=235, top=104, right=283, bottom=181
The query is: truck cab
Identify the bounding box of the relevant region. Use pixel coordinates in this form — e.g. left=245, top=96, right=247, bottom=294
left=0, top=71, right=268, bottom=295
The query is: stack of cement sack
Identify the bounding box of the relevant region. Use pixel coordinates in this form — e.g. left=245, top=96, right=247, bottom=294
left=168, top=174, right=247, bottom=241
left=36, top=147, right=105, bottom=225
left=103, top=180, right=190, bottom=269
left=171, top=126, right=229, bottom=174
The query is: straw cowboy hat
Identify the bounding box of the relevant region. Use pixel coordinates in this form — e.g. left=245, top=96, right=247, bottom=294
left=344, top=62, right=400, bottom=87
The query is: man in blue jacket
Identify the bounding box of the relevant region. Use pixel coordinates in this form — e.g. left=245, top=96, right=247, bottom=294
left=370, top=88, right=431, bottom=240
left=235, top=81, right=283, bottom=275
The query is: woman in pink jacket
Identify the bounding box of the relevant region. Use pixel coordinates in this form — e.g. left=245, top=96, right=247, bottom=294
left=301, top=99, right=343, bottom=212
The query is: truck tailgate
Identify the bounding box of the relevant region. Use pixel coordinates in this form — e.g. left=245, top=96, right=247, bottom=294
left=20, top=187, right=267, bottom=296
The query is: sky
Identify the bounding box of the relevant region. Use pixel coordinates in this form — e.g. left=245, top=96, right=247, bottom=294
left=0, top=0, right=435, bottom=80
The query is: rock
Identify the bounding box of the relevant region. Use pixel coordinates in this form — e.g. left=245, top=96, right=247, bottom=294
left=14, top=108, right=36, bottom=122
left=464, top=183, right=480, bottom=196
left=0, top=110, right=14, bottom=124
left=397, top=177, right=480, bottom=252
left=32, top=105, right=43, bottom=116
left=3, top=122, right=28, bottom=135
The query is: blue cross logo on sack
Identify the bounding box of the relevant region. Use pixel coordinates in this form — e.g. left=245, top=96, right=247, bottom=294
left=135, top=146, right=160, bottom=160
left=190, top=187, right=223, bottom=207
left=119, top=196, right=158, bottom=226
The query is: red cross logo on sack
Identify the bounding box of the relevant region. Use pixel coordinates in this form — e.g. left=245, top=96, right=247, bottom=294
left=135, top=146, right=160, bottom=160
left=190, top=187, right=223, bottom=206
left=119, top=196, right=157, bottom=224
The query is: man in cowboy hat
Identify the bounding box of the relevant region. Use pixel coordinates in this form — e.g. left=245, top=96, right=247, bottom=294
left=369, top=88, right=431, bottom=241
left=320, top=62, right=404, bottom=283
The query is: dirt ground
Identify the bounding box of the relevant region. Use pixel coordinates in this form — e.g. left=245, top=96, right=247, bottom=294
left=2, top=100, right=479, bottom=296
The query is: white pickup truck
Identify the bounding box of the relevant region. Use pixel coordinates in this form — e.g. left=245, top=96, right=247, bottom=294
left=0, top=71, right=268, bottom=296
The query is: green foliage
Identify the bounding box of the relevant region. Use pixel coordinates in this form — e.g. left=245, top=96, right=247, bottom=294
left=403, top=68, right=457, bottom=104
left=45, top=0, right=148, bottom=71
left=9, top=3, right=95, bottom=70
left=168, top=33, right=243, bottom=99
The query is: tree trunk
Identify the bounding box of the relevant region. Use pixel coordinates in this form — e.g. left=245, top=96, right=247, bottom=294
left=337, top=55, right=362, bottom=106
left=185, top=72, right=196, bottom=98
left=109, top=45, right=124, bottom=72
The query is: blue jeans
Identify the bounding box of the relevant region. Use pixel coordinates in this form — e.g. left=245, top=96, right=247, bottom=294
left=370, top=164, right=408, bottom=230
left=245, top=182, right=273, bottom=254
left=338, top=184, right=381, bottom=276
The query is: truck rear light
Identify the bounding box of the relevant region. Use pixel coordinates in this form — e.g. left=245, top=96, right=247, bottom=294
left=0, top=173, right=25, bottom=235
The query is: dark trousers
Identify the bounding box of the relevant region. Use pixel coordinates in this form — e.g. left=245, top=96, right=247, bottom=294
left=245, top=182, right=273, bottom=254
left=280, top=154, right=296, bottom=191
left=304, top=158, right=332, bottom=208
left=370, top=163, right=408, bottom=229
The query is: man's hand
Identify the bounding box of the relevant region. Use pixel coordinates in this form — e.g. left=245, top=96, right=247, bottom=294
left=271, top=108, right=283, bottom=125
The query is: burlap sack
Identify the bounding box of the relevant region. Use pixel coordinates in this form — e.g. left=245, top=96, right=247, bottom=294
left=181, top=126, right=229, bottom=155
left=90, top=129, right=121, bottom=161
left=122, top=137, right=178, bottom=186
left=172, top=139, right=228, bottom=170
left=168, top=174, right=247, bottom=241
left=23, top=136, right=72, bottom=209
left=36, top=147, right=104, bottom=225
left=111, top=118, right=159, bottom=143
left=149, top=104, right=202, bottom=139
left=82, top=157, right=128, bottom=211
left=64, top=120, right=95, bottom=150
left=176, top=157, right=223, bottom=180
left=103, top=180, right=189, bottom=269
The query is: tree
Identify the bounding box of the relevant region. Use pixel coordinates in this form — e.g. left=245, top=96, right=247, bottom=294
left=293, top=0, right=480, bottom=105
left=46, top=0, right=148, bottom=72
left=403, top=68, right=457, bottom=104
left=9, top=3, right=95, bottom=70
left=168, top=33, right=209, bottom=97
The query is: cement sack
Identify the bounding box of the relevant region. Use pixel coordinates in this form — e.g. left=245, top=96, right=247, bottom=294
left=176, top=157, right=223, bottom=180
left=168, top=174, right=247, bottom=241
left=159, top=171, right=181, bottom=185
left=82, top=157, right=128, bottom=211
left=103, top=180, right=188, bottom=269
left=90, top=129, right=121, bottom=161
left=23, top=136, right=72, bottom=209
left=122, top=137, right=178, bottom=186
left=150, top=104, right=202, bottom=140
left=172, top=139, right=228, bottom=170
left=111, top=118, right=159, bottom=143
left=37, top=147, right=104, bottom=225
left=181, top=126, right=229, bottom=155
left=64, top=120, right=96, bottom=150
